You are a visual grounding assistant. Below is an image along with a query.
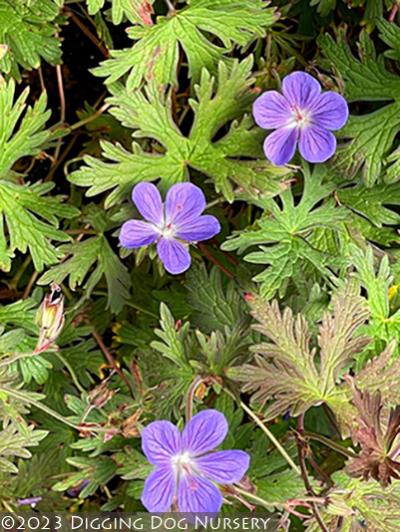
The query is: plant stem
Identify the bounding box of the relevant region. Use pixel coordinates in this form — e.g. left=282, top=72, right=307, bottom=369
left=198, top=243, right=234, bottom=279
left=0, top=387, right=79, bottom=430
left=45, top=132, right=80, bottom=182
left=304, top=431, right=357, bottom=458
left=23, top=271, right=39, bottom=299
left=164, top=0, right=176, bottom=14
left=239, top=399, right=301, bottom=476
left=206, top=197, right=226, bottom=209
left=185, top=375, right=204, bottom=421
left=87, top=321, right=134, bottom=396
left=0, top=352, right=37, bottom=367
left=68, top=103, right=110, bottom=131
left=54, top=351, right=86, bottom=394
left=9, top=256, right=31, bottom=290
left=390, top=3, right=399, bottom=21
left=65, top=229, right=96, bottom=235
left=68, top=10, right=108, bottom=57
left=234, top=487, right=275, bottom=510
left=49, top=62, right=66, bottom=171
left=296, top=415, right=329, bottom=532
left=125, top=301, right=159, bottom=319
left=223, top=386, right=301, bottom=476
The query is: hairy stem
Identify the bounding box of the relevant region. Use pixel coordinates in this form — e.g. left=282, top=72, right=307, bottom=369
left=0, top=387, right=79, bottom=430
left=304, top=431, right=357, bottom=458
left=54, top=351, right=86, bottom=394
left=239, top=400, right=301, bottom=476
left=164, top=0, right=176, bottom=14
left=296, top=415, right=329, bottom=532
left=185, top=375, right=205, bottom=421
left=68, top=10, right=108, bottom=57
left=234, top=486, right=276, bottom=509
left=223, top=386, right=301, bottom=476
left=9, top=255, right=31, bottom=291
left=68, top=103, right=110, bottom=131
left=0, top=352, right=38, bottom=367
left=87, top=321, right=134, bottom=397
left=198, top=243, right=234, bottom=279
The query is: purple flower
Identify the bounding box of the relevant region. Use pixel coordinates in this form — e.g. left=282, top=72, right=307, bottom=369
left=119, top=183, right=221, bottom=275
left=17, top=496, right=42, bottom=506
left=253, top=71, right=349, bottom=166
left=141, top=409, right=250, bottom=513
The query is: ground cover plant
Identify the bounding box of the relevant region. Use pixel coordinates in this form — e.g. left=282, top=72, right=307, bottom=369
left=2, top=0, right=400, bottom=529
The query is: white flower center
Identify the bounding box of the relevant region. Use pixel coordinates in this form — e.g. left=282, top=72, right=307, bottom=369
left=289, top=106, right=311, bottom=128
left=161, top=223, right=176, bottom=239
left=171, top=451, right=196, bottom=476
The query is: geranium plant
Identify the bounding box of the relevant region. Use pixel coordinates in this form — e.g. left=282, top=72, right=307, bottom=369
left=1, top=0, right=400, bottom=530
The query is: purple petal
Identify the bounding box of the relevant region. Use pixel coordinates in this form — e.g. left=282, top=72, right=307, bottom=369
left=175, top=215, right=221, bottom=242
left=299, top=126, right=336, bottom=163
left=196, top=450, right=250, bottom=484
left=119, top=220, right=158, bottom=248
left=141, top=466, right=175, bottom=512
left=157, top=238, right=191, bottom=275
left=263, top=127, right=297, bottom=166
left=177, top=473, right=222, bottom=513
left=310, top=91, right=349, bottom=131
left=182, top=410, right=228, bottom=455
left=165, top=183, right=205, bottom=226
left=282, top=72, right=321, bottom=108
left=132, top=182, right=163, bottom=225
left=17, top=497, right=42, bottom=506
left=141, top=421, right=181, bottom=465
left=253, top=91, right=292, bottom=130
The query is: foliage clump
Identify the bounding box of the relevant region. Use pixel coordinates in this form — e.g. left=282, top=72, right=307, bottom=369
left=2, top=0, right=400, bottom=528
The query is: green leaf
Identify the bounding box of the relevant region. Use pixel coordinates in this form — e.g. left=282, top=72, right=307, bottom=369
left=306, top=473, right=400, bottom=532
left=0, top=299, right=37, bottom=333
left=319, top=28, right=400, bottom=185
left=53, top=456, right=117, bottom=498
left=151, top=303, right=192, bottom=370
left=378, top=17, right=400, bottom=62
left=0, top=329, right=26, bottom=355
left=70, top=59, right=289, bottom=204
left=320, top=28, right=400, bottom=102
left=195, top=325, right=251, bottom=375
left=93, top=0, right=276, bottom=88
left=5, top=449, right=69, bottom=505
left=0, top=424, right=48, bottom=474
left=0, top=0, right=62, bottom=78
left=38, top=230, right=131, bottom=314
left=256, top=469, right=307, bottom=509
left=0, top=181, right=78, bottom=272
left=222, top=166, right=347, bottom=298
left=248, top=426, right=308, bottom=510
left=229, top=282, right=369, bottom=421
left=185, top=264, right=246, bottom=332
left=337, top=183, right=400, bottom=228
left=0, top=81, right=50, bottom=178
left=146, top=304, right=196, bottom=416
left=87, top=0, right=154, bottom=25
left=351, top=245, right=400, bottom=348
left=310, top=0, right=336, bottom=17
left=0, top=80, right=77, bottom=271
left=355, top=341, right=400, bottom=407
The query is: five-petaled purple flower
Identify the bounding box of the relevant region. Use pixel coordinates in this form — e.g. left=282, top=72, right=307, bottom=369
left=119, top=183, right=221, bottom=275
left=141, top=409, right=250, bottom=513
left=253, top=71, right=349, bottom=166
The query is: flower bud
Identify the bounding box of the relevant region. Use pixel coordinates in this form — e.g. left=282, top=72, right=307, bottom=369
left=35, top=283, right=65, bottom=353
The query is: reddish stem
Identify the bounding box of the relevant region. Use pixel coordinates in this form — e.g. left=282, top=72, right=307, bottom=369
left=198, top=243, right=234, bottom=279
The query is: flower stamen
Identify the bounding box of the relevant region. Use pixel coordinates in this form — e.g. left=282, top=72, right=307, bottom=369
left=171, top=451, right=195, bottom=477
left=292, top=106, right=311, bottom=127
